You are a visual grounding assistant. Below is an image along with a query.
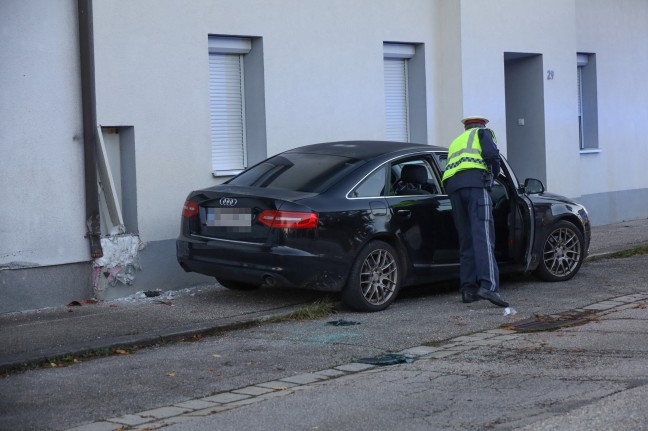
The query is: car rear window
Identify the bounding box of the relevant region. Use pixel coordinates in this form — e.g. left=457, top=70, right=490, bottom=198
left=227, top=152, right=364, bottom=193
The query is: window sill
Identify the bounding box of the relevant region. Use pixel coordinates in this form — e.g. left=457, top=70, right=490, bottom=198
left=213, top=170, right=243, bottom=178
left=580, top=149, right=602, bottom=155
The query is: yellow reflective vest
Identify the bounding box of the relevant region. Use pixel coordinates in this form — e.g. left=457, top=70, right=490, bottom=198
left=442, top=128, right=491, bottom=185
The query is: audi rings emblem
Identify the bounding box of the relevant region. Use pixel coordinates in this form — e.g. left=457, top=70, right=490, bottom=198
left=219, top=197, right=237, bottom=207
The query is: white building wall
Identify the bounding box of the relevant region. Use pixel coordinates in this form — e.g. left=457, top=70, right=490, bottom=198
left=92, top=0, right=443, bottom=243
left=0, top=0, right=88, bottom=267
left=575, top=0, right=648, bottom=223
left=434, top=0, right=463, bottom=148
left=458, top=0, right=581, bottom=198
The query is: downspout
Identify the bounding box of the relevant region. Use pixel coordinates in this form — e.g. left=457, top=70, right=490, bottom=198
left=77, top=0, right=103, bottom=258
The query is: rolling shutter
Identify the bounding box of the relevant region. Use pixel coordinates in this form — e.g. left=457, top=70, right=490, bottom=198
left=384, top=58, right=409, bottom=141
left=209, top=53, right=246, bottom=171
left=208, top=36, right=251, bottom=174
left=383, top=43, right=415, bottom=142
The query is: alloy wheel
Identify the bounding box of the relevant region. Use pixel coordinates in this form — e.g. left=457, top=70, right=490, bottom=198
left=542, top=226, right=582, bottom=278
left=359, top=249, right=398, bottom=305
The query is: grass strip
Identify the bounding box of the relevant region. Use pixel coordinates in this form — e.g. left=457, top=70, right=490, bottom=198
left=609, top=244, right=648, bottom=258
left=266, top=297, right=336, bottom=323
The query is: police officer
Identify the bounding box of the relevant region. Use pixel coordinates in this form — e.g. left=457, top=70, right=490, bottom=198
left=442, top=116, right=509, bottom=307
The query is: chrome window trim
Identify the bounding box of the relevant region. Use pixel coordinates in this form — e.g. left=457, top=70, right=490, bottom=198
left=345, top=150, right=441, bottom=200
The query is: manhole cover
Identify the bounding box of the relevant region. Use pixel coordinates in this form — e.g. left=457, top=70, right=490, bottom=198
left=503, top=310, right=597, bottom=332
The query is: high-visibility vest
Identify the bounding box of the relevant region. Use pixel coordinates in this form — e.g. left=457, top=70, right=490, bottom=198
left=442, top=128, right=492, bottom=184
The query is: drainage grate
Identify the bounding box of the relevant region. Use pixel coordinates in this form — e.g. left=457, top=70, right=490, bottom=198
left=503, top=310, right=597, bottom=332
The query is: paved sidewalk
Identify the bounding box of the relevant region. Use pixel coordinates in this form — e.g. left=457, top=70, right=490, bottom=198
left=1, top=218, right=647, bottom=373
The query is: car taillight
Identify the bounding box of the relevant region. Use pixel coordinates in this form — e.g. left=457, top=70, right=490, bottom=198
left=258, top=210, right=318, bottom=229
left=182, top=200, right=199, bottom=218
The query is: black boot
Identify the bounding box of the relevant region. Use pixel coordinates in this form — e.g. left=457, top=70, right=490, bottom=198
left=462, top=291, right=481, bottom=303
left=477, top=288, right=509, bottom=307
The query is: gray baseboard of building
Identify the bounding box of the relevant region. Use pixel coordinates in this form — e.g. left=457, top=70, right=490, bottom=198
left=578, top=188, right=648, bottom=226
left=0, top=262, right=93, bottom=314
left=0, top=239, right=213, bottom=313
left=96, top=238, right=213, bottom=301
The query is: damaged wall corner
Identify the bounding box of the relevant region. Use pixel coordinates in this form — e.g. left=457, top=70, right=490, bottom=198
left=92, top=234, right=144, bottom=299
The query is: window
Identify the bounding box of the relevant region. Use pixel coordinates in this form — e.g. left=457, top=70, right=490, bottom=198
left=383, top=43, right=427, bottom=143
left=228, top=152, right=363, bottom=193
left=351, top=167, right=387, bottom=198
left=208, top=36, right=267, bottom=176
left=577, top=53, right=599, bottom=151
left=390, top=158, right=439, bottom=196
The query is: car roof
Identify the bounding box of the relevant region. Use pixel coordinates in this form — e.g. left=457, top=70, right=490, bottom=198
left=283, top=141, right=447, bottom=160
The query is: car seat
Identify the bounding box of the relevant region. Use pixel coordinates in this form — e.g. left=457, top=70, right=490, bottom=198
left=397, top=164, right=432, bottom=195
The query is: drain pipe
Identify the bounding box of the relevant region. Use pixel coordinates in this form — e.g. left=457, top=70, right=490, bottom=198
left=77, top=0, right=103, bottom=258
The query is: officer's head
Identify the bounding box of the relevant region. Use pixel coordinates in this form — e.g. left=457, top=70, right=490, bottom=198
left=461, top=116, right=488, bottom=129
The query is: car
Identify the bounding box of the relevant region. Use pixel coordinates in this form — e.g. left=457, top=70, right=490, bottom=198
left=177, top=141, right=591, bottom=312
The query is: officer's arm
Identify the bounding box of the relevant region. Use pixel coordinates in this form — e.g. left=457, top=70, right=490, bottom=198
left=479, top=129, right=501, bottom=177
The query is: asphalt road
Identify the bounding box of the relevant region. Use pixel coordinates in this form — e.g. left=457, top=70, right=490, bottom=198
left=2, top=252, right=648, bottom=430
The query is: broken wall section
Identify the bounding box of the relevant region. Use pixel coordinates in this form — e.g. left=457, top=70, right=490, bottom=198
left=93, top=126, right=142, bottom=299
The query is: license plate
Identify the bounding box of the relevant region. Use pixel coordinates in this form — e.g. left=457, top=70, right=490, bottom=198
left=206, top=208, right=252, bottom=231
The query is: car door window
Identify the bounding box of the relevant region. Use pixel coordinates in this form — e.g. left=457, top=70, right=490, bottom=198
left=391, top=158, right=440, bottom=196
left=350, top=166, right=387, bottom=198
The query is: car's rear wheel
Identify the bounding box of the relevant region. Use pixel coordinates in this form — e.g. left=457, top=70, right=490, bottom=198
left=535, top=220, right=584, bottom=282
left=216, top=278, right=261, bottom=291
left=342, top=240, right=401, bottom=312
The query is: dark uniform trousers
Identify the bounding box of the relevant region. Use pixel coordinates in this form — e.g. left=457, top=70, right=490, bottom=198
left=449, top=186, right=499, bottom=294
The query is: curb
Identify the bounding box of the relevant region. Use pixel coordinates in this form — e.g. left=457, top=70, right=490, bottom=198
left=0, top=305, right=307, bottom=374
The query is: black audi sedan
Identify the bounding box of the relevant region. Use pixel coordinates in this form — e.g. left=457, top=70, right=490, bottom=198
left=177, top=141, right=591, bottom=312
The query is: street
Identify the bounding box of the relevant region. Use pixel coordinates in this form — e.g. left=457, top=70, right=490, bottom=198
left=2, top=253, right=648, bottom=430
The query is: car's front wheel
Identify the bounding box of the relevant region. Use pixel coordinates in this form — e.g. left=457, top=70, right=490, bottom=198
left=216, top=278, right=261, bottom=291
left=342, top=240, right=401, bottom=312
left=535, top=220, right=584, bottom=282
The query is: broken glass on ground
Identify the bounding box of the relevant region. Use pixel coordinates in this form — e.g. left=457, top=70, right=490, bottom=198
left=355, top=353, right=414, bottom=366
left=327, top=319, right=361, bottom=326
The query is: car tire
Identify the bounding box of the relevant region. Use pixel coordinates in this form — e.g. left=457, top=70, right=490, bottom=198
left=534, top=220, right=585, bottom=282
left=216, top=278, right=261, bottom=291
left=342, top=240, right=401, bottom=312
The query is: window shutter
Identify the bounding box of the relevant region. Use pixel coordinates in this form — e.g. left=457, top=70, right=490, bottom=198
left=384, top=58, right=409, bottom=142
left=209, top=53, right=246, bottom=172
left=577, top=66, right=583, bottom=116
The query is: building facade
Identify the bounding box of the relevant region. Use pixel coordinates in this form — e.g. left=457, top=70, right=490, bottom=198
left=2, top=0, right=647, bottom=312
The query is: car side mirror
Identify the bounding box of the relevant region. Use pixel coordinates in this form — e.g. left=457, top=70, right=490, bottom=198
left=524, top=178, right=545, bottom=194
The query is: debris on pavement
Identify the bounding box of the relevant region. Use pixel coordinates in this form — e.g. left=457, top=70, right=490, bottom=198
left=153, top=300, right=173, bottom=306
left=66, top=299, right=100, bottom=307
left=502, top=310, right=598, bottom=332
left=503, top=307, right=517, bottom=316
left=327, top=319, right=361, bottom=326
left=355, top=353, right=414, bottom=366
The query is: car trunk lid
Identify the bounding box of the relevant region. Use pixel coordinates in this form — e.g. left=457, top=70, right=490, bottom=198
left=188, top=185, right=317, bottom=242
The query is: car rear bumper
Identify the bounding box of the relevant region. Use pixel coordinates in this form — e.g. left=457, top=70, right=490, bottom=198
left=176, top=235, right=348, bottom=292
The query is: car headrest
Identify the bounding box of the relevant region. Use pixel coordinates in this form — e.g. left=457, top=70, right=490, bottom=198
left=401, top=164, right=428, bottom=185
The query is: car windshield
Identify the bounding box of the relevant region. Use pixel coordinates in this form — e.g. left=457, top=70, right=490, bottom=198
left=227, top=152, right=364, bottom=193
